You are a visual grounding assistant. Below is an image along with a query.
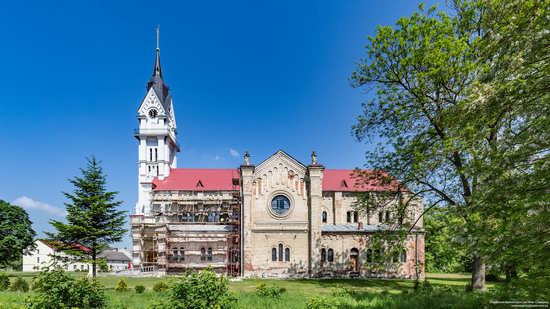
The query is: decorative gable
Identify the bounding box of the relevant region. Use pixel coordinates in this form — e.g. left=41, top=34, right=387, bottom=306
left=137, top=88, right=166, bottom=117
left=253, top=150, right=307, bottom=199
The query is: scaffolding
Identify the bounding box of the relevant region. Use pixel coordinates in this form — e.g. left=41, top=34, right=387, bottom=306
left=131, top=187, right=241, bottom=276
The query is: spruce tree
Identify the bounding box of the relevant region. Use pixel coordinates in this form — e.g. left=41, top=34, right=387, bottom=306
left=48, top=157, right=127, bottom=277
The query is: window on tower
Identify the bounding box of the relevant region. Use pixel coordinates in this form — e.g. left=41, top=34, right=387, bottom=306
left=155, top=148, right=158, bottom=161
left=149, top=149, right=153, bottom=161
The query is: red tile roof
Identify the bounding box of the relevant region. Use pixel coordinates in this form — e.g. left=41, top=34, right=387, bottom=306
left=152, top=168, right=240, bottom=191
left=39, top=239, right=92, bottom=254
left=322, top=169, right=399, bottom=192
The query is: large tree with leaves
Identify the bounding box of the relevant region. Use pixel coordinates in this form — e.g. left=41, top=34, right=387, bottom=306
left=0, top=200, right=36, bottom=270
left=350, top=0, right=549, bottom=291
left=48, top=157, right=127, bottom=277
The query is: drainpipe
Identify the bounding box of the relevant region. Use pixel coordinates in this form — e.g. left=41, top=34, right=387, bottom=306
left=415, top=232, right=419, bottom=280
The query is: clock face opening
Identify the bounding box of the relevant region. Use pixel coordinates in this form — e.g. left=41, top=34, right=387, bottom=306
left=148, top=109, right=158, bottom=119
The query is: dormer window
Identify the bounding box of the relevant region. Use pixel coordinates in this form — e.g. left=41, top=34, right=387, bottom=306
left=340, top=180, right=348, bottom=188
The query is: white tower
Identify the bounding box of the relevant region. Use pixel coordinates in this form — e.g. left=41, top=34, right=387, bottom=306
left=134, top=33, right=179, bottom=215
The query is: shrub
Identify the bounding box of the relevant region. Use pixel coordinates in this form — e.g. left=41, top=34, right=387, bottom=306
left=0, top=273, right=10, bottom=291
left=168, top=269, right=236, bottom=308
left=9, top=276, right=29, bottom=292
left=25, top=269, right=106, bottom=309
left=255, top=282, right=286, bottom=298
left=115, top=278, right=129, bottom=292
left=413, top=279, right=433, bottom=293
left=306, top=296, right=339, bottom=309
left=135, top=285, right=146, bottom=293
left=153, top=281, right=169, bottom=292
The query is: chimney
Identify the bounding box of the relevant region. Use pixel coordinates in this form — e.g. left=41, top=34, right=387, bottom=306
left=358, top=222, right=364, bottom=230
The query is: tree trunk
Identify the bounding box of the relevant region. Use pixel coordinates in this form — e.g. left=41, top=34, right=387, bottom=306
left=92, top=243, right=97, bottom=278
left=471, top=254, right=486, bottom=291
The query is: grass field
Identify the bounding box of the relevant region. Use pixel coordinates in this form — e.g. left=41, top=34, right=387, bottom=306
left=0, top=272, right=493, bottom=308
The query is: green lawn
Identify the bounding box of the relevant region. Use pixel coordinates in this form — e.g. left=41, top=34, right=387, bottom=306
left=0, top=272, right=492, bottom=308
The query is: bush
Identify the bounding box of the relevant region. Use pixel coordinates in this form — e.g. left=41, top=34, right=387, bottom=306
left=26, top=269, right=106, bottom=309
left=168, top=269, right=236, bottom=308
left=135, top=285, right=146, bottom=293
left=306, top=296, right=340, bottom=309
left=153, top=281, right=169, bottom=292
left=255, top=282, right=286, bottom=298
left=413, top=279, right=433, bottom=293
left=115, top=278, right=129, bottom=292
left=0, top=273, right=10, bottom=291
left=9, top=276, right=29, bottom=292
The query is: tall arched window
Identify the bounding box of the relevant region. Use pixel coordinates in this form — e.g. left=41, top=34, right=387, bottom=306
left=400, top=250, right=407, bottom=263
left=327, top=249, right=334, bottom=262
left=180, top=247, right=185, bottom=261
left=322, top=211, right=327, bottom=223
left=346, top=211, right=351, bottom=223
left=353, top=211, right=358, bottom=223
left=155, top=148, right=158, bottom=161
left=285, top=248, right=290, bottom=262
left=321, top=248, right=327, bottom=262
left=149, top=148, right=153, bottom=161
left=385, top=211, right=391, bottom=222
left=200, top=247, right=206, bottom=261
left=278, top=244, right=283, bottom=261
left=378, top=211, right=383, bottom=223
left=272, top=248, right=277, bottom=261
left=207, top=247, right=213, bottom=261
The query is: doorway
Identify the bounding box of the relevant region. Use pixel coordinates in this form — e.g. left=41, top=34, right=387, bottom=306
left=350, top=248, right=359, bottom=271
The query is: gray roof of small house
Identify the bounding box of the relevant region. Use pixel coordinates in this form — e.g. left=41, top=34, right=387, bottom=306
left=98, top=251, right=131, bottom=262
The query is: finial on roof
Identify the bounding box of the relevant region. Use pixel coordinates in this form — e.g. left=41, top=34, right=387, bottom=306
left=153, top=25, right=162, bottom=78
left=311, top=150, right=317, bottom=165
left=244, top=151, right=250, bottom=165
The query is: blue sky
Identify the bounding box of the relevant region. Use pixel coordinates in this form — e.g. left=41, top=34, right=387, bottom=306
left=0, top=0, right=440, bottom=248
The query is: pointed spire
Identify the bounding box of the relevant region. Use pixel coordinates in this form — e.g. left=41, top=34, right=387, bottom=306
left=147, top=25, right=169, bottom=104
left=153, top=25, right=162, bottom=78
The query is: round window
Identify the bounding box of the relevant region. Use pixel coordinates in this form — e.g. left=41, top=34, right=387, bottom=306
left=271, top=195, right=291, bottom=216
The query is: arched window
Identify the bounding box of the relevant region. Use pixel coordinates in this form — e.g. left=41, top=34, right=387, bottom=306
left=200, top=247, right=206, bottom=261
left=149, top=148, right=153, bottom=161
left=400, top=250, right=407, bottom=263
left=285, top=248, right=290, bottom=262
left=322, top=211, right=327, bottom=223
left=321, top=248, right=327, bottom=262
left=367, top=248, right=373, bottom=263
left=378, top=211, right=383, bottom=223
left=180, top=247, right=185, bottom=261
left=346, top=211, right=351, bottom=223
left=327, top=249, right=334, bottom=263
left=353, top=211, right=358, bottom=223
left=155, top=148, right=158, bottom=161
left=207, top=247, right=213, bottom=261
left=272, top=248, right=277, bottom=261
left=385, top=211, right=391, bottom=222
left=278, top=244, right=283, bottom=261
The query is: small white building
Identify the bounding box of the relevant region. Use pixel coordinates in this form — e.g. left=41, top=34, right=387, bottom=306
left=98, top=248, right=132, bottom=272
left=23, top=239, right=91, bottom=272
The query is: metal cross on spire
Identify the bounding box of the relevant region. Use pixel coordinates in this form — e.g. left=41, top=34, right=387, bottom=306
left=156, top=25, right=160, bottom=50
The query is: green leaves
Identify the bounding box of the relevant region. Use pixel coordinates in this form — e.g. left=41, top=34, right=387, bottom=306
left=0, top=200, right=36, bottom=268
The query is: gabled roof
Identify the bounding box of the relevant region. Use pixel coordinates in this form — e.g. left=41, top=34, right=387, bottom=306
left=322, top=169, right=399, bottom=192
left=38, top=239, right=91, bottom=254
left=98, top=250, right=131, bottom=262
left=152, top=168, right=240, bottom=191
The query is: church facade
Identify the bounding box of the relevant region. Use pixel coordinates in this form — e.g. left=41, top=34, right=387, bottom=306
left=131, top=46, right=425, bottom=279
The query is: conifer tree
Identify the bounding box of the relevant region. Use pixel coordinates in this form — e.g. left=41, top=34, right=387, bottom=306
left=48, top=157, right=127, bottom=277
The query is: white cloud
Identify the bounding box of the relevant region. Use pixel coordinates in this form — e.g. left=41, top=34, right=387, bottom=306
left=13, top=196, right=66, bottom=217
left=214, top=154, right=221, bottom=161
left=229, top=148, right=240, bottom=158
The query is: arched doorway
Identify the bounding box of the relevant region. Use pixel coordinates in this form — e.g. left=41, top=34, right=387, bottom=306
left=350, top=248, right=359, bottom=271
